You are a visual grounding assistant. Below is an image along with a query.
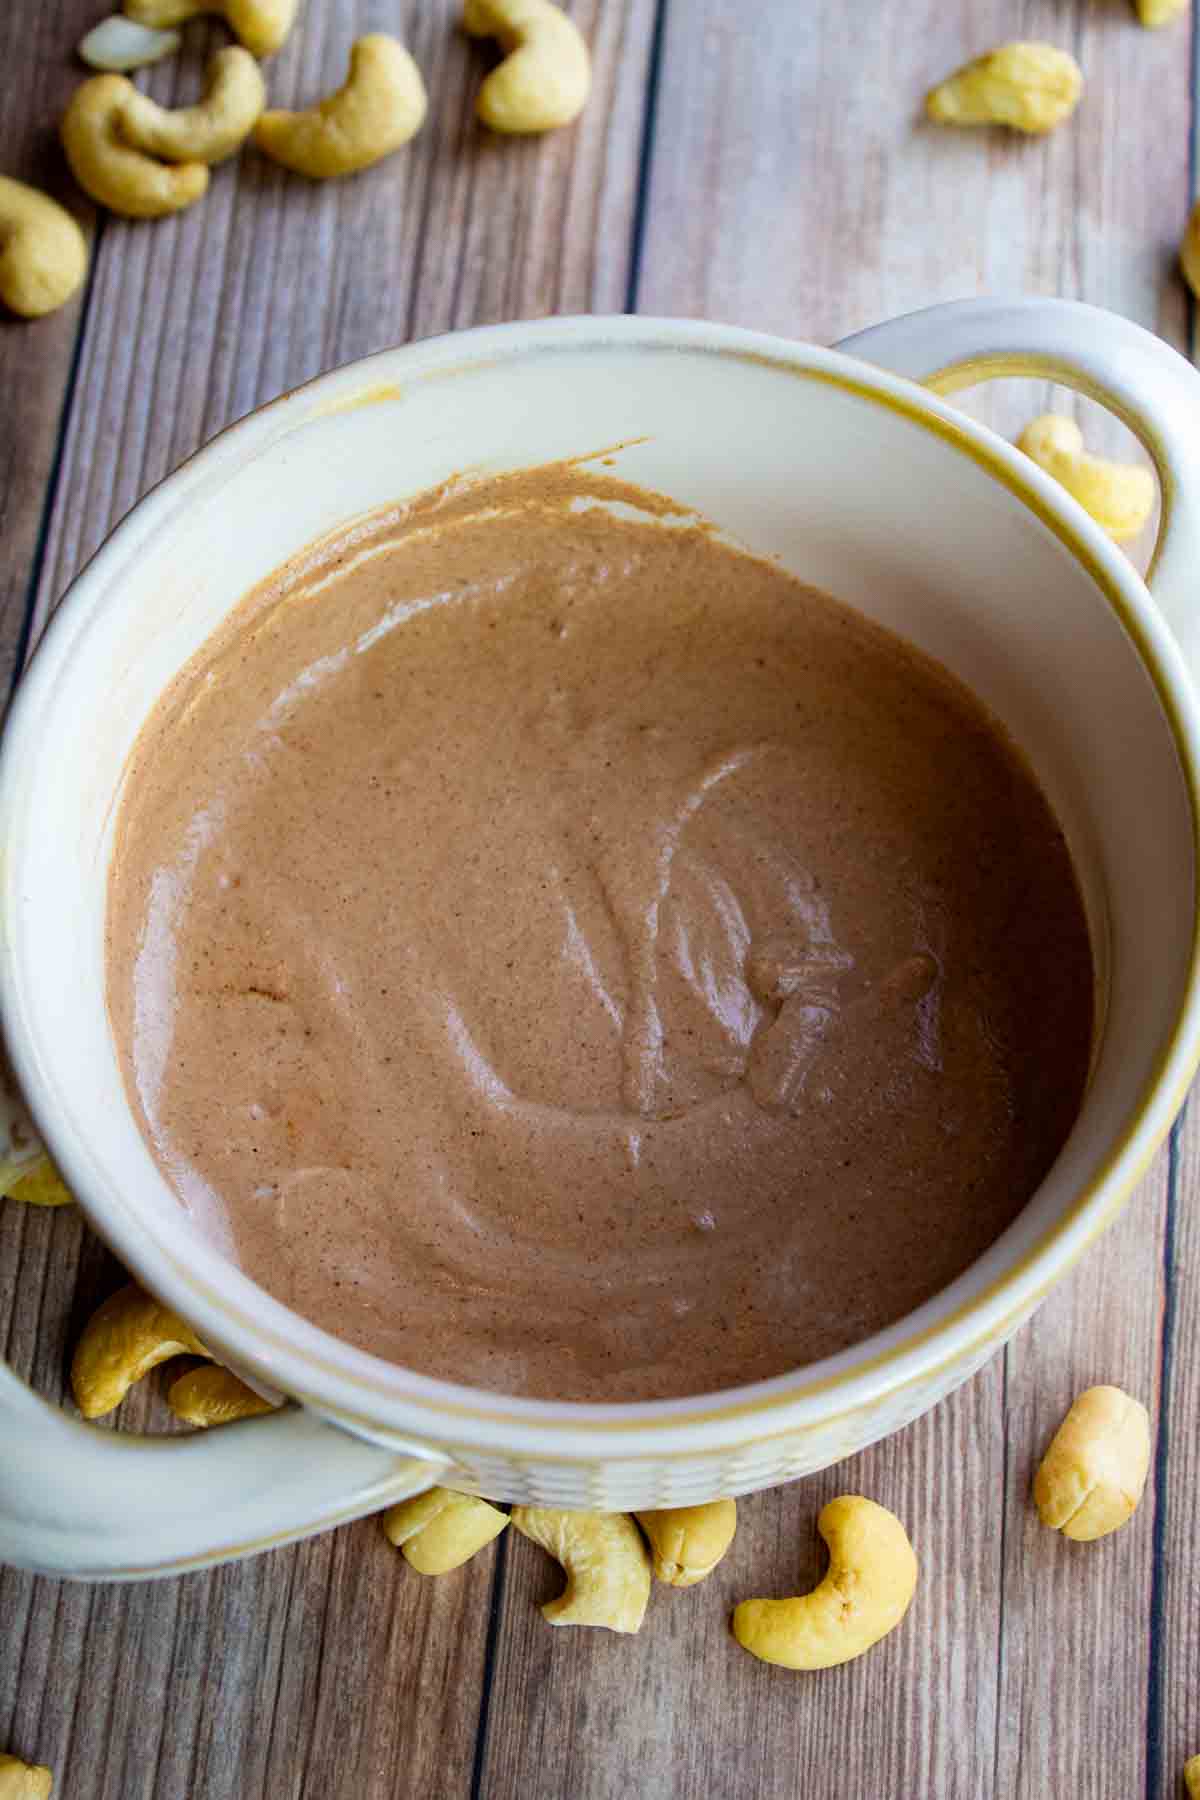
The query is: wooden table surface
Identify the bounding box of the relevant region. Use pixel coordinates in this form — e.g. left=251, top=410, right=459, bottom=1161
left=1, top=3, right=1198, bottom=1796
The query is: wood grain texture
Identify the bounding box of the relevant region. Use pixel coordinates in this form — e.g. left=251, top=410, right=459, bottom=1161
left=0, top=0, right=96, bottom=693
left=2, top=0, right=1198, bottom=1795
left=635, top=0, right=1188, bottom=557
left=482, top=1377, right=1005, bottom=1800
left=993, top=1157, right=1170, bottom=1800
left=1156, top=1105, right=1200, bottom=1799
left=636, top=0, right=1191, bottom=344
left=1, top=3, right=656, bottom=1795
left=2, top=1508, right=498, bottom=1800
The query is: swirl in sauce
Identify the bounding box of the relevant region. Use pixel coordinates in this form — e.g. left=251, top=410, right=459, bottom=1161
left=106, top=467, right=1094, bottom=1401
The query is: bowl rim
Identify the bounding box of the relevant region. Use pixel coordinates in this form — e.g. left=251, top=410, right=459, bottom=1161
left=5, top=311, right=1199, bottom=1457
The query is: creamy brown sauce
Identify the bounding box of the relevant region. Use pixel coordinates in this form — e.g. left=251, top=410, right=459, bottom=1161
left=106, top=467, right=1094, bottom=1401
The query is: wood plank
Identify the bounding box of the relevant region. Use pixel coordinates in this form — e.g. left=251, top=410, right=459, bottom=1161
left=481, top=1376, right=1004, bottom=1800
left=0, top=3, right=658, bottom=1795
left=0, top=0, right=96, bottom=694
left=482, top=3, right=1193, bottom=1797
left=634, top=0, right=1188, bottom=556
left=1154, top=1104, right=1200, bottom=1799
left=635, top=0, right=1189, bottom=348
left=993, top=1155, right=1170, bottom=1800
left=1, top=1514, right=500, bottom=1800
left=1161, top=82, right=1200, bottom=1799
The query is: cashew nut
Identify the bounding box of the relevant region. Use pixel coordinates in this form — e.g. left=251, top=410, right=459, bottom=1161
left=1136, top=0, right=1187, bottom=22
left=1017, top=414, right=1155, bottom=543
left=732, top=1495, right=918, bottom=1671
left=0, top=1051, right=49, bottom=1182
left=383, top=1488, right=509, bottom=1573
left=0, top=1754, right=53, bottom=1799
left=1181, top=200, right=1200, bottom=304
left=120, top=48, right=265, bottom=164
left=926, top=43, right=1083, bottom=134
left=0, top=177, right=88, bottom=319
left=635, top=1500, right=737, bottom=1587
left=0, top=1057, right=67, bottom=1196
left=80, top=16, right=182, bottom=71
left=510, top=1506, right=651, bottom=1632
left=254, top=35, right=426, bottom=179
left=123, top=0, right=299, bottom=59
left=167, top=1364, right=277, bottom=1426
left=62, top=76, right=209, bottom=217
left=2, top=1154, right=73, bottom=1207
left=463, top=0, right=591, bottom=134
left=1033, top=1384, right=1151, bottom=1540
left=1185, top=1754, right=1200, bottom=1799
left=71, top=1282, right=210, bottom=1418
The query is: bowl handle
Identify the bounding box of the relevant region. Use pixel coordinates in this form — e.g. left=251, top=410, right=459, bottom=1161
left=0, top=1357, right=448, bottom=1579
left=836, top=296, right=1200, bottom=677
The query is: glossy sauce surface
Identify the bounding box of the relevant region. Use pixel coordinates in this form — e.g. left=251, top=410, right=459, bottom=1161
left=106, top=468, right=1094, bottom=1400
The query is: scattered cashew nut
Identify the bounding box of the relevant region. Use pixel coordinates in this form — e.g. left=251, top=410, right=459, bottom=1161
left=0, top=1051, right=49, bottom=1182
left=123, top=0, right=299, bottom=59
left=167, top=1363, right=277, bottom=1426
left=80, top=16, right=182, bottom=72
left=71, top=1282, right=210, bottom=1418
left=1181, top=200, right=1200, bottom=304
left=463, top=0, right=591, bottom=134
left=2, top=1155, right=73, bottom=1207
left=1136, top=0, right=1187, bottom=22
left=383, top=1488, right=509, bottom=1573
left=120, top=47, right=265, bottom=164
left=635, top=1500, right=737, bottom=1587
left=511, top=1506, right=651, bottom=1632
left=1033, top=1384, right=1151, bottom=1540
left=1185, top=1754, right=1200, bottom=1799
left=254, top=35, right=427, bottom=179
left=62, top=76, right=209, bottom=217
left=926, top=42, right=1082, bottom=134
left=0, top=177, right=88, bottom=319
left=1017, top=414, right=1155, bottom=543
left=732, top=1495, right=918, bottom=1671
left=0, top=1753, right=53, bottom=1799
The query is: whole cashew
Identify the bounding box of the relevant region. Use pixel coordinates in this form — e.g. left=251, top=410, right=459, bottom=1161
left=120, top=48, right=265, bottom=164
left=635, top=1500, right=737, bottom=1587
left=1017, top=414, right=1155, bottom=543
left=62, top=76, right=209, bottom=217
left=0, top=1050, right=49, bottom=1186
left=71, top=1282, right=210, bottom=1418
left=80, top=17, right=182, bottom=72
left=926, top=42, right=1083, bottom=134
left=0, top=1753, right=53, bottom=1799
left=123, top=0, right=299, bottom=59
left=254, top=35, right=427, bottom=178
left=0, top=177, right=88, bottom=319
left=1, top=1154, right=73, bottom=1207
left=0, top=1075, right=61, bottom=1191
left=1136, top=0, right=1187, bottom=22
left=1181, top=201, right=1200, bottom=303
left=463, top=0, right=591, bottom=134
left=1185, top=1754, right=1200, bottom=1799
left=732, top=1495, right=918, bottom=1671
left=511, top=1506, right=652, bottom=1632
left=1033, top=1384, right=1151, bottom=1540
left=383, top=1488, right=509, bottom=1573
left=167, top=1364, right=277, bottom=1426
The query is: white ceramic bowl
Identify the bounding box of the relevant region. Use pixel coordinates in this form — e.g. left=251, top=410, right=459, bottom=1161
left=3, top=298, right=1200, bottom=1580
